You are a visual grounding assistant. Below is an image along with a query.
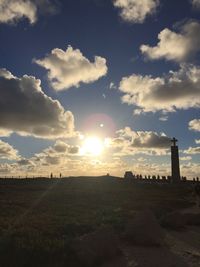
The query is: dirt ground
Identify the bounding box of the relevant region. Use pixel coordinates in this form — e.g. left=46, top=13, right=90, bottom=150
left=120, top=206, right=200, bottom=267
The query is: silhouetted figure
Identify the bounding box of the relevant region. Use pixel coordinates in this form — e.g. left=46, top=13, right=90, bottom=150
left=50, top=173, right=53, bottom=179
left=194, top=184, right=200, bottom=208
left=60, top=173, right=62, bottom=178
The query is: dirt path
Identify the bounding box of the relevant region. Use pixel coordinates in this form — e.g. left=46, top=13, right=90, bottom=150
left=121, top=207, right=200, bottom=267
left=164, top=205, right=200, bottom=267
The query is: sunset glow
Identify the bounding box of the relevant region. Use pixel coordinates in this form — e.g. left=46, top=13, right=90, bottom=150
left=81, top=137, right=104, bottom=156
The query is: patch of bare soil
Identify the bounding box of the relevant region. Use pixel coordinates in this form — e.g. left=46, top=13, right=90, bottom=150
left=103, top=207, right=200, bottom=267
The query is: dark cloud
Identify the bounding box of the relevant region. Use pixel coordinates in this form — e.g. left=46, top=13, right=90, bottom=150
left=0, top=69, right=75, bottom=139
left=107, top=127, right=171, bottom=156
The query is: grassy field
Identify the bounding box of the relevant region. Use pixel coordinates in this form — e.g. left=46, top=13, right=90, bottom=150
left=0, top=177, right=194, bottom=266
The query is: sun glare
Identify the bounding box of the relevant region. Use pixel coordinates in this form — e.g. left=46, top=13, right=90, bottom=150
left=81, top=137, right=104, bottom=156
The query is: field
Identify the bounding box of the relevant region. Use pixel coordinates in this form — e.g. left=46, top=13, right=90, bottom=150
left=0, top=177, right=195, bottom=266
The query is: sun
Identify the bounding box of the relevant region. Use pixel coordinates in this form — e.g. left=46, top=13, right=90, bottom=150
left=81, top=136, right=104, bottom=156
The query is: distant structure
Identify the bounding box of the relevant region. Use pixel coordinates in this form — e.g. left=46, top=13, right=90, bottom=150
left=171, top=137, right=181, bottom=183
left=124, top=171, right=134, bottom=180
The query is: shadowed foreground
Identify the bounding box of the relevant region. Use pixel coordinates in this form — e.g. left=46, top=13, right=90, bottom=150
left=0, top=177, right=199, bottom=267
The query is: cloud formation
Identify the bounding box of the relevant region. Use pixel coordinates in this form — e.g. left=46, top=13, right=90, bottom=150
left=184, top=146, right=200, bottom=154
left=113, top=0, right=159, bottom=23
left=0, top=0, right=37, bottom=24
left=17, top=158, right=35, bottom=166
left=106, top=127, right=171, bottom=155
left=33, top=140, right=79, bottom=166
left=140, top=21, right=200, bottom=62
left=192, top=0, right=200, bottom=9
left=35, top=45, right=108, bottom=91
left=180, top=156, right=192, bottom=161
left=0, top=163, right=16, bottom=174
left=181, top=162, right=200, bottom=178
left=189, top=119, right=200, bottom=131
left=0, top=140, right=18, bottom=160
left=0, top=68, right=75, bottom=138
left=0, top=0, right=57, bottom=25
left=119, top=64, right=200, bottom=113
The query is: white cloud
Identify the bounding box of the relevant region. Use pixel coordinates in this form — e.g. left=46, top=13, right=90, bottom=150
left=35, top=45, right=108, bottom=91
left=0, top=163, right=16, bottom=174
left=0, top=140, right=19, bottom=160
left=159, top=116, right=168, bottom=121
left=0, top=129, right=12, bottom=137
left=181, top=162, right=200, bottom=178
left=109, top=82, right=116, bottom=89
left=119, top=64, right=200, bottom=113
left=137, top=157, right=148, bottom=162
left=180, top=156, right=192, bottom=161
left=189, top=119, right=200, bottom=131
left=113, top=0, right=159, bottom=23
left=133, top=109, right=143, bottom=115
left=195, top=139, right=200, bottom=144
left=0, top=68, right=75, bottom=139
left=184, top=146, right=200, bottom=154
left=0, top=68, right=15, bottom=79
left=0, top=0, right=37, bottom=24
left=140, top=21, right=200, bottom=62
left=0, top=0, right=58, bottom=25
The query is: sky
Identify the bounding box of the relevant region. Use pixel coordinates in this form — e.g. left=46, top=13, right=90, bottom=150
left=0, top=0, right=200, bottom=178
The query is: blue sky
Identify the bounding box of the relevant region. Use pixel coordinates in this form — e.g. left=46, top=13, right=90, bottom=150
left=0, top=0, right=199, bottom=178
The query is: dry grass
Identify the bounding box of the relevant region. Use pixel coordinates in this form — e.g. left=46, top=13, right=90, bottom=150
left=0, top=177, right=193, bottom=266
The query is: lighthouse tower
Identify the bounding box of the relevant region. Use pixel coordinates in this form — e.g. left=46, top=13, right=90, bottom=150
left=171, top=137, right=181, bottom=183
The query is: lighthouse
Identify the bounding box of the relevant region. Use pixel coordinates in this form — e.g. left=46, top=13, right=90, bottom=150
left=171, top=137, right=181, bottom=183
